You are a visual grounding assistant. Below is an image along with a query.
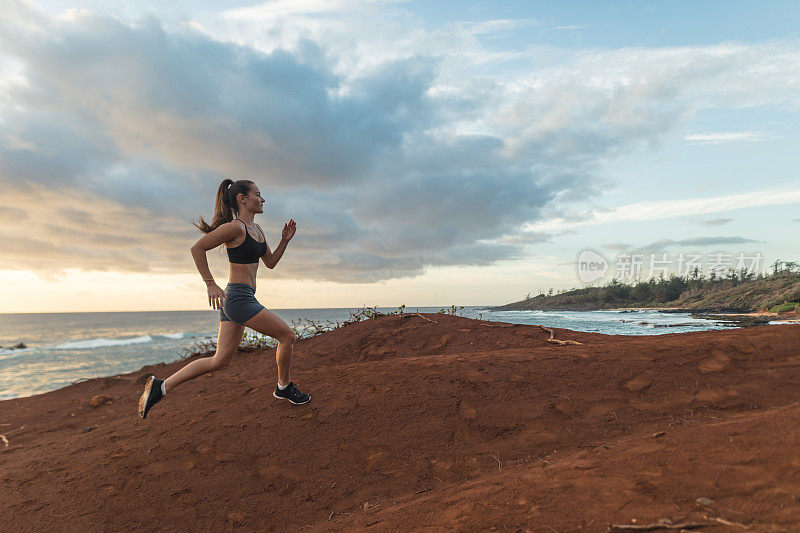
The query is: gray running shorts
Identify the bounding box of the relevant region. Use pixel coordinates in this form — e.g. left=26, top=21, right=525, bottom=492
left=219, top=283, right=265, bottom=325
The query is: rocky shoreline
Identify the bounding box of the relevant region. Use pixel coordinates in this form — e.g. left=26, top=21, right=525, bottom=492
left=0, top=342, right=26, bottom=350
left=489, top=304, right=796, bottom=328
left=614, top=307, right=798, bottom=327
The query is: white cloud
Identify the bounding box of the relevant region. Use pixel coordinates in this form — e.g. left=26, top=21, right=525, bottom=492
left=527, top=184, right=800, bottom=231
left=683, top=131, right=778, bottom=143
left=455, top=18, right=541, bottom=35
left=221, top=0, right=403, bottom=19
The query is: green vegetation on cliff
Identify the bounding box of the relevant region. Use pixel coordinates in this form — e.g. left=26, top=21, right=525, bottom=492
left=495, top=265, right=800, bottom=313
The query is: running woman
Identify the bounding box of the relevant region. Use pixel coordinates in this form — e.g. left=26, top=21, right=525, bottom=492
left=138, top=179, right=310, bottom=419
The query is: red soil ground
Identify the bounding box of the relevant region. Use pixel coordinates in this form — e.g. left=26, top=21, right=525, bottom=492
left=2, top=314, right=800, bottom=532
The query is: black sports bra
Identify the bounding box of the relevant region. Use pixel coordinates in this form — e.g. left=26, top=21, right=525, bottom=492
left=226, top=219, right=268, bottom=264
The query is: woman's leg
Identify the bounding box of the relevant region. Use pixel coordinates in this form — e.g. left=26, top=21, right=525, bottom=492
left=163, top=320, right=245, bottom=392
left=243, top=309, right=297, bottom=386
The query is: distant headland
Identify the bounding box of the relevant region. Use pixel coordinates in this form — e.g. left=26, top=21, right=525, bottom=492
left=492, top=263, right=800, bottom=327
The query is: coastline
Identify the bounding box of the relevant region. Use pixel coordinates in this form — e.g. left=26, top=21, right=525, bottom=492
left=491, top=273, right=800, bottom=320
left=607, top=307, right=800, bottom=325
left=3, top=305, right=749, bottom=402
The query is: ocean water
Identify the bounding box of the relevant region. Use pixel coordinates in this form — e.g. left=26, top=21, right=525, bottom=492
left=0, top=306, right=736, bottom=400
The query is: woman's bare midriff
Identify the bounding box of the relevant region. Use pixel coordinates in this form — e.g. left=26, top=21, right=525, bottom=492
left=223, top=222, right=266, bottom=289
left=227, top=262, right=260, bottom=290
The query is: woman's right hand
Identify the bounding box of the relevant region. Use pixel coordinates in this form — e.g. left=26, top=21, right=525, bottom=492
left=207, top=282, right=226, bottom=310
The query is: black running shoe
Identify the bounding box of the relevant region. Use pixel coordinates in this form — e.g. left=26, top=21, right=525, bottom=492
left=273, top=381, right=311, bottom=405
left=138, top=375, right=165, bottom=419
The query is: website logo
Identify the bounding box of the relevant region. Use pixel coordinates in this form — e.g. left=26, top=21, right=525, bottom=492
left=577, top=249, right=609, bottom=283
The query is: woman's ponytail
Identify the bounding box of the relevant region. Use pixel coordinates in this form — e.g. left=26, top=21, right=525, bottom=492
left=195, top=178, right=253, bottom=233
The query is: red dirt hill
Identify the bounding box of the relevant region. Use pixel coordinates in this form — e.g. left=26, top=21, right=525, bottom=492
left=2, top=314, right=800, bottom=532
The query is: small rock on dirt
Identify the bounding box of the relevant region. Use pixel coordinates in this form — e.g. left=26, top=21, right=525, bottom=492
left=89, top=395, right=114, bottom=408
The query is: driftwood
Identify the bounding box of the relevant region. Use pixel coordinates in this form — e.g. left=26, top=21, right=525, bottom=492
left=480, top=323, right=583, bottom=345
left=400, top=313, right=438, bottom=324
left=607, top=520, right=708, bottom=531
left=538, top=325, right=583, bottom=345
left=704, top=516, right=751, bottom=530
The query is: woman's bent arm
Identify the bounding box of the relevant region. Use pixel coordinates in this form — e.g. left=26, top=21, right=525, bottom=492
left=190, top=223, right=241, bottom=276
left=258, top=221, right=294, bottom=269
left=191, top=222, right=242, bottom=309
left=266, top=238, right=289, bottom=269
left=190, top=246, right=215, bottom=280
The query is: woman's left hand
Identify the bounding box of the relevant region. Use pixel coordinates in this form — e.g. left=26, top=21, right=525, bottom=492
left=281, top=219, right=296, bottom=242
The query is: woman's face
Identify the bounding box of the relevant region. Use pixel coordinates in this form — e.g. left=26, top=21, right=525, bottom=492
left=239, top=184, right=265, bottom=214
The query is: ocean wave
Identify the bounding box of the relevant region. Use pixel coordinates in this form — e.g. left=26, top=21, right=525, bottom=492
left=160, top=332, right=184, bottom=339
left=53, top=335, right=153, bottom=349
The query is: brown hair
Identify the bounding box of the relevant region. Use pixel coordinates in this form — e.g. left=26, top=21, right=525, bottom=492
left=194, top=179, right=254, bottom=233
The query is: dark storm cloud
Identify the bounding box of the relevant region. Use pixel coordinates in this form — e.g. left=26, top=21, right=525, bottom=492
left=0, top=9, right=434, bottom=193
left=2, top=5, right=791, bottom=282
left=0, top=6, right=559, bottom=280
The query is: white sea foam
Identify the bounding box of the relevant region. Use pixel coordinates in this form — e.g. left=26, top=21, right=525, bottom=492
left=161, top=332, right=184, bottom=339
left=53, top=335, right=153, bottom=349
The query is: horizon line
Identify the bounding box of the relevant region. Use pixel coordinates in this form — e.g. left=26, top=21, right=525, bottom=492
left=0, top=305, right=494, bottom=316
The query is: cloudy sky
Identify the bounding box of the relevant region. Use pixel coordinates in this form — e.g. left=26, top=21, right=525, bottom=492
left=1, top=0, right=799, bottom=312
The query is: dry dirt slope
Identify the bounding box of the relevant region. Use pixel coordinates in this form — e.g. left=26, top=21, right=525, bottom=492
left=2, top=314, right=800, bottom=532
